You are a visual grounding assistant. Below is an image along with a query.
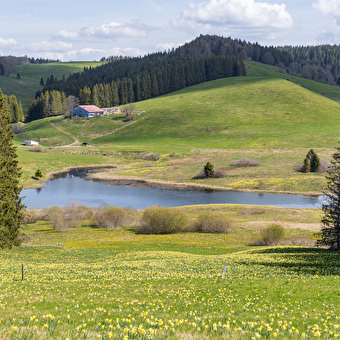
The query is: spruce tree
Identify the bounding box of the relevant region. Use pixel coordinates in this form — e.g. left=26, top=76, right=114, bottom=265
left=204, top=162, right=214, bottom=178
left=0, top=90, right=24, bottom=249
left=310, top=150, right=321, bottom=172
left=316, top=147, right=340, bottom=250
left=302, top=157, right=310, bottom=173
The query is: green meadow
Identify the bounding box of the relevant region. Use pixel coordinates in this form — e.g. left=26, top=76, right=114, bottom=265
left=1, top=207, right=340, bottom=340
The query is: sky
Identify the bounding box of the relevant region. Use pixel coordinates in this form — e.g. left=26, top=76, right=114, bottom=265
left=0, top=0, right=339, bottom=61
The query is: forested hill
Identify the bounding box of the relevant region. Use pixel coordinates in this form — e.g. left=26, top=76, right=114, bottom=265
left=38, top=40, right=247, bottom=108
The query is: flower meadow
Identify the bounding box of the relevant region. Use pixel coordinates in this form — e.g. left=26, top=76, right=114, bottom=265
left=1, top=224, right=340, bottom=339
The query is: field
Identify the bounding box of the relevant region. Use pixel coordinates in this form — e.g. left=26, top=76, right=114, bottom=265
left=1, top=204, right=339, bottom=340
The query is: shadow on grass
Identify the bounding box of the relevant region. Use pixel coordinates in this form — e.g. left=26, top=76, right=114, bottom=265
left=239, top=247, right=340, bottom=276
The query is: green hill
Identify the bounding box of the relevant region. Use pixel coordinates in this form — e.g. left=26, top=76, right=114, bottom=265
left=0, top=61, right=103, bottom=113
left=90, top=76, right=340, bottom=149
left=16, top=63, right=340, bottom=149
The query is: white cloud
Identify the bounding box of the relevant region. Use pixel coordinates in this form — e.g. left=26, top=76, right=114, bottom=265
left=313, top=0, right=340, bottom=16
left=55, top=30, right=79, bottom=40
left=28, top=41, right=73, bottom=52
left=81, top=22, right=148, bottom=39
left=313, top=0, right=340, bottom=24
left=0, top=37, right=17, bottom=48
left=176, top=0, right=294, bottom=29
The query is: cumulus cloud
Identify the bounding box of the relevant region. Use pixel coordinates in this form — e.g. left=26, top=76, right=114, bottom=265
left=80, top=22, right=148, bottom=39
left=28, top=41, right=73, bottom=52
left=313, top=0, right=340, bottom=24
left=175, top=0, right=293, bottom=29
left=0, top=37, right=17, bottom=48
left=55, top=31, right=79, bottom=40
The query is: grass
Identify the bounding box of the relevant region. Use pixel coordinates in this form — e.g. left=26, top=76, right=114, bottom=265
left=0, top=203, right=338, bottom=340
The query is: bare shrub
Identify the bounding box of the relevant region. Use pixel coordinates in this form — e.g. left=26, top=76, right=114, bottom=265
left=12, top=123, right=24, bottom=134
left=123, top=207, right=141, bottom=226
left=240, top=208, right=265, bottom=215
left=318, top=159, right=332, bottom=173
left=48, top=206, right=72, bottom=230
left=27, top=145, right=45, bottom=153
left=63, top=201, right=94, bottom=226
left=192, top=170, right=207, bottom=179
left=252, top=224, right=285, bottom=246
left=213, top=169, right=226, bottom=178
left=230, top=158, right=260, bottom=167
left=23, top=209, right=41, bottom=224
left=195, top=212, right=232, bottom=233
left=95, top=206, right=126, bottom=230
left=193, top=169, right=226, bottom=179
left=137, top=206, right=187, bottom=234
left=140, top=152, right=160, bottom=161
left=145, top=162, right=154, bottom=167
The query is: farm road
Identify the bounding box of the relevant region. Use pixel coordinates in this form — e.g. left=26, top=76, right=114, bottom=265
left=50, top=122, right=80, bottom=147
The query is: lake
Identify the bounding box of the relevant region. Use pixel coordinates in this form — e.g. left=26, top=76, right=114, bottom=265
left=22, top=168, right=324, bottom=209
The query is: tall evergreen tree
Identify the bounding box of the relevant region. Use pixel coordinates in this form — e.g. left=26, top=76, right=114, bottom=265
left=0, top=90, right=24, bottom=249
left=316, top=147, right=340, bottom=250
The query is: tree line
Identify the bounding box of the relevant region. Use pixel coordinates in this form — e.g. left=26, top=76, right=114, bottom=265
left=3, top=94, right=24, bottom=123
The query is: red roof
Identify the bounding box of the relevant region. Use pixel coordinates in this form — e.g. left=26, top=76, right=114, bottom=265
left=79, top=105, right=104, bottom=113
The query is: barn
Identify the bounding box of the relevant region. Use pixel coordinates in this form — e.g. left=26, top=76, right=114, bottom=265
left=72, top=105, right=104, bottom=118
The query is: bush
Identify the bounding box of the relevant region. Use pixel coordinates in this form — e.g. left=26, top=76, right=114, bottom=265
left=48, top=206, right=71, bottom=230
left=192, top=168, right=226, bottom=179
left=27, top=145, right=45, bottom=153
left=230, top=158, right=260, bottom=167
left=138, top=206, right=187, bottom=234
left=34, top=169, right=43, bottom=178
left=23, top=209, right=41, bottom=224
left=63, top=201, right=94, bottom=226
left=140, top=152, right=160, bottom=161
left=254, top=224, right=285, bottom=246
left=195, top=212, right=232, bottom=233
left=95, top=206, right=126, bottom=230
left=12, top=123, right=24, bottom=134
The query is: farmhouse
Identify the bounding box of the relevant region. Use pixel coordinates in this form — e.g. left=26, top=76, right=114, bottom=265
left=24, top=140, right=38, bottom=146
left=72, top=105, right=104, bottom=118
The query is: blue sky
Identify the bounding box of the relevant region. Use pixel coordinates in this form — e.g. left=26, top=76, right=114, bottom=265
left=0, top=0, right=339, bottom=61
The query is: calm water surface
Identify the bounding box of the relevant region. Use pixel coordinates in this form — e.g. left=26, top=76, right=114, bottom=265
left=22, top=169, right=323, bottom=209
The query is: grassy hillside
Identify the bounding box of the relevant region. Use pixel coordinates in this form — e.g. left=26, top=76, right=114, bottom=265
left=90, top=76, right=340, bottom=149
left=246, top=61, right=340, bottom=101
left=0, top=61, right=103, bottom=113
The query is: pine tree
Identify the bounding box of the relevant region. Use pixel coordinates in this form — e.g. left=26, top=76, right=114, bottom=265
left=309, top=149, right=321, bottom=172
left=204, top=162, right=214, bottom=178
left=316, top=147, right=340, bottom=249
left=302, top=157, right=310, bottom=173
left=0, top=90, right=24, bottom=249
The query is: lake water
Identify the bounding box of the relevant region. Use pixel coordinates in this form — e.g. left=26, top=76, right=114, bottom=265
left=22, top=168, right=324, bottom=209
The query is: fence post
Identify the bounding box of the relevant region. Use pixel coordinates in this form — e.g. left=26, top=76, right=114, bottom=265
left=22, top=264, right=24, bottom=281
left=221, top=262, right=228, bottom=278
